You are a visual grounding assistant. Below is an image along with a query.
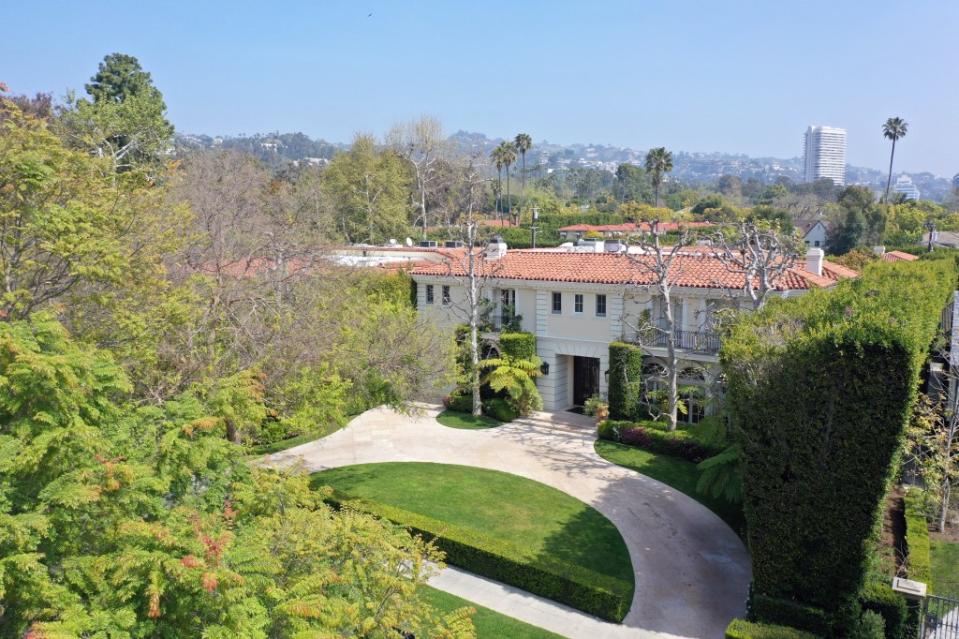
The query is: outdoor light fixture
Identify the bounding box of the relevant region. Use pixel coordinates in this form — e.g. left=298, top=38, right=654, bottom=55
left=604, top=369, right=610, bottom=382
left=540, top=361, right=549, bottom=375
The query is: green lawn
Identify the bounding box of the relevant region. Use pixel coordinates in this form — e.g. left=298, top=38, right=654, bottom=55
left=931, top=539, right=959, bottom=599
left=419, top=586, right=564, bottom=639
left=594, top=440, right=745, bottom=534
left=249, top=431, right=321, bottom=456
left=436, top=409, right=501, bottom=430
left=311, top=462, right=633, bottom=599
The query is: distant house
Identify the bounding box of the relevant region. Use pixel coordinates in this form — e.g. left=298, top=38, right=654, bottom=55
left=797, top=219, right=828, bottom=248
left=882, top=250, right=919, bottom=263
left=557, top=221, right=713, bottom=241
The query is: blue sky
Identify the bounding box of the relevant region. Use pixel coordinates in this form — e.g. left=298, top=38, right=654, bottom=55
left=4, top=0, right=957, bottom=175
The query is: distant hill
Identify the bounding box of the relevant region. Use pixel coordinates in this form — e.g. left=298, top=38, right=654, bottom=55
left=177, top=130, right=955, bottom=201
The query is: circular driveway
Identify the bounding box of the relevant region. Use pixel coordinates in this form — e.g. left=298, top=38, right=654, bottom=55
left=266, top=405, right=750, bottom=639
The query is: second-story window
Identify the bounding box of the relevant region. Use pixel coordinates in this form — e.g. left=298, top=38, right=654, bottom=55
left=596, top=294, right=606, bottom=317
left=425, top=285, right=434, bottom=304
left=500, top=289, right=516, bottom=326
left=552, top=292, right=562, bottom=314
left=442, top=285, right=451, bottom=305
left=574, top=294, right=584, bottom=314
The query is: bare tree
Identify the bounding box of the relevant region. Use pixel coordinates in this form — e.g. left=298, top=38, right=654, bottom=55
left=622, top=222, right=695, bottom=431
left=388, top=116, right=445, bottom=240
left=712, top=221, right=801, bottom=311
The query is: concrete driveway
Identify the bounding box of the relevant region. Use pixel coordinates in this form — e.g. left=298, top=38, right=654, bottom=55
left=266, top=405, right=750, bottom=639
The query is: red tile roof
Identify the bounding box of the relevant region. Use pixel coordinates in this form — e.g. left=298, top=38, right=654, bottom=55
left=558, top=221, right=715, bottom=234
left=410, top=250, right=856, bottom=291
left=883, top=250, right=919, bottom=263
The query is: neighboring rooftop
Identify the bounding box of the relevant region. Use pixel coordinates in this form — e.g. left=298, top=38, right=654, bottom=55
left=558, top=221, right=715, bottom=234
left=882, top=250, right=919, bottom=263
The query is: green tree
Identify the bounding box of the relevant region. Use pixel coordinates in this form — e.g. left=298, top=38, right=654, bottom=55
left=495, top=141, right=518, bottom=223
left=614, top=163, right=652, bottom=203
left=59, top=53, right=174, bottom=173
left=323, top=134, right=411, bottom=243
left=645, top=146, right=673, bottom=207
left=490, top=144, right=505, bottom=218
left=514, top=132, right=532, bottom=194
left=882, top=117, right=908, bottom=203
left=478, top=353, right=543, bottom=416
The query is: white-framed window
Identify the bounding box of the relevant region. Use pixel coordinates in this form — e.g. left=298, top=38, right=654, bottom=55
left=574, top=294, right=584, bottom=314
left=500, top=289, right=516, bottom=326
left=425, top=284, right=434, bottom=304
left=596, top=294, right=606, bottom=317
left=552, top=292, right=562, bottom=314
left=442, top=285, right=451, bottom=305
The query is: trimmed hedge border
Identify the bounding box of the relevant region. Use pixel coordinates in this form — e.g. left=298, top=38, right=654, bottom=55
left=608, top=342, right=643, bottom=420
left=597, top=419, right=723, bottom=463
left=499, top=332, right=537, bottom=361
left=859, top=581, right=908, bottom=639
left=903, top=490, right=932, bottom=586
left=325, top=495, right=632, bottom=622
left=750, top=595, right=831, bottom=637
left=726, top=619, right=820, bottom=639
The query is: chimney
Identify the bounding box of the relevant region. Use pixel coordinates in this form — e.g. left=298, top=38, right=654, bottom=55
left=485, top=235, right=508, bottom=260
left=806, top=247, right=824, bottom=276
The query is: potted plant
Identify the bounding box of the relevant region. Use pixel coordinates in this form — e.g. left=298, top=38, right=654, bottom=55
left=584, top=394, right=609, bottom=423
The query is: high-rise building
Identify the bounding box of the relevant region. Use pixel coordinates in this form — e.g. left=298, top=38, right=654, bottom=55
left=803, top=125, right=847, bottom=186
left=893, top=174, right=920, bottom=201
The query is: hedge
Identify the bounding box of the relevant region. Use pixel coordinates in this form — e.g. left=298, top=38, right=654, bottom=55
left=483, top=397, right=519, bottom=422
left=722, top=259, right=956, bottom=634
left=326, top=495, right=632, bottom=622
left=859, top=581, right=908, bottom=639
left=903, top=490, right=932, bottom=586
left=726, top=619, right=820, bottom=639
left=750, top=595, right=831, bottom=637
left=499, top=331, right=537, bottom=360
left=598, top=419, right=723, bottom=463
left=608, top=342, right=643, bottom=420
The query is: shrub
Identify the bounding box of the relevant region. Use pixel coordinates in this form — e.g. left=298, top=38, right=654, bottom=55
left=859, top=581, right=907, bottom=639
left=903, top=489, right=932, bottom=585
left=608, top=342, right=643, bottom=420
left=722, top=260, right=956, bottom=632
left=725, top=619, right=819, bottom=639
left=751, top=595, right=831, bottom=637
left=326, top=496, right=631, bottom=622
left=483, top=397, right=519, bottom=422
left=597, top=419, right=723, bottom=463
left=850, top=611, right=885, bottom=639
left=499, top=331, right=536, bottom=361
left=446, top=391, right=473, bottom=414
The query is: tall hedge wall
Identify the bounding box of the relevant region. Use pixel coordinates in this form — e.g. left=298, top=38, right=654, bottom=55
left=721, top=260, right=956, bottom=635
left=608, top=342, right=643, bottom=419
left=499, top=332, right=537, bottom=360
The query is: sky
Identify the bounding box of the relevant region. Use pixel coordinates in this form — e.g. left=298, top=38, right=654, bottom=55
left=4, top=0, right=958, bottom=176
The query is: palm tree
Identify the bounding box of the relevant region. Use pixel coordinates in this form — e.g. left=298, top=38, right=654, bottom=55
left=490, top=145, right=505, bottom=219
left=882, top=117, right=908, bottom=203
left=514, top=133, right=532, bottom=193
left=645, top=147, right=674, bottom=207
left=500, top=142, right=518, bottom=223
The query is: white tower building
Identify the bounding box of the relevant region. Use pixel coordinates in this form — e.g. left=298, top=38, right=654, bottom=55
left=803, top=125, right=847, bottom=186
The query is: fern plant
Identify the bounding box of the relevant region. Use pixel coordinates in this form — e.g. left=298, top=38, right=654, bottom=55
left=478, top=353, right=543, bottom=416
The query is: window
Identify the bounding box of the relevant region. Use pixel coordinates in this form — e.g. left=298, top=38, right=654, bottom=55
left=442, top=285, right=451, bottom=305
left=552, top=292, right=562, bottom=314
left=814, top=240, right=821, bottom=247
left=596, top=294, right=606, bottom=317
left=500, top=289, right=516, bottom=327
left=574, top=294, right=584, bottom=314
left=425, top=285, right=434, bottom=304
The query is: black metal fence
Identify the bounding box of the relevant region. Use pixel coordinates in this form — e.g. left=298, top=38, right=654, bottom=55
left=921, top=595, right=959, bottom=638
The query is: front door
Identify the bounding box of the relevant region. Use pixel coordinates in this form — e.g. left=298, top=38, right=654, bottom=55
left=572, top=356, right=600, bottom=406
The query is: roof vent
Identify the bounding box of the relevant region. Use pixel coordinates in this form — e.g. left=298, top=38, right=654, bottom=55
left=605, top=239, right=621, bottom=253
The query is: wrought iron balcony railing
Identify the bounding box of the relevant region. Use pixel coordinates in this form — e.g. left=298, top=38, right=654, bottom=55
left=645, top=329, right=721, bottom=354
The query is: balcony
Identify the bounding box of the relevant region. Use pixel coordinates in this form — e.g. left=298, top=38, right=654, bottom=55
left=645, top=329, right=721, bottom=355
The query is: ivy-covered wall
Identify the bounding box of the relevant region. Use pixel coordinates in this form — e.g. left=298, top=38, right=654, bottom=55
left=608, top=342, right=643, bottom=419
left=721, top=259, right=956, bottom=635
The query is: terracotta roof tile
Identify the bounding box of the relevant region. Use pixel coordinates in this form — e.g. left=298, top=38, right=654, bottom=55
left=883, top=250, right=919, bottom=262
left=558, top=221, right=715, bottom=233
left=410, top=250, right=856, bottom=291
